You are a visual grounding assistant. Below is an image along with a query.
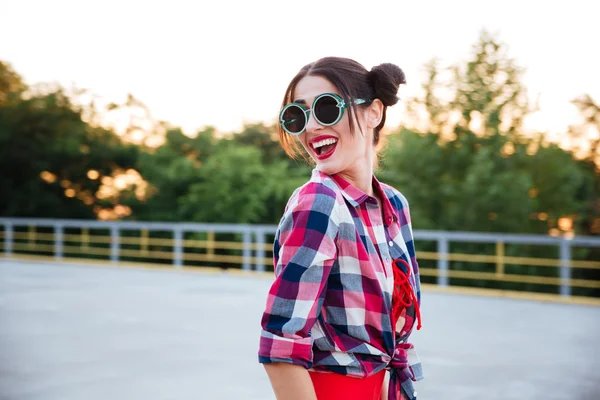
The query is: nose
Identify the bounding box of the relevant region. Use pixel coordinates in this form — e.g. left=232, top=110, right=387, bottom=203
left=305, top=109, right=322, bottom=133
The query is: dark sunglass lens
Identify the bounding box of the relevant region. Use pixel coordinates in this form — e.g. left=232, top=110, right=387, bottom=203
left=314, top=95, right=340, bottom=125
left=281, top=105, right=306, bottom=134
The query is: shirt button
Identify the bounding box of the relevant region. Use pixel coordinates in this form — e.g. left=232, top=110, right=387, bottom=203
left=389, top=241, right=394, bottom=247
left=413, top=391, right=418, bottom=397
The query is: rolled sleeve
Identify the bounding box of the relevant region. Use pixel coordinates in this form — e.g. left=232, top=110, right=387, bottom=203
left=258, top=183, right=339, bottom=368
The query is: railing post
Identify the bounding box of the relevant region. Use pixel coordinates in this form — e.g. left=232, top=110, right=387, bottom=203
left=55, top=223, right=64, bottom=261
left=496, top=241, right=505, bottom=278
left=28, top=225, right=36, bottom=249
left=4, top=222, right=13, bottom=256
left=438, top=236, right=449, bottom=287
left=81, top=227, right=89, bottom=250
left=110, top=225, right=120, bottom=264
left=173, top=229, right=183, bottom=268
left=242, top=230, right=252, bottom=271
left=559, top=239, right=572, bottom=297
left=206, top=231, right=215, bottom=261
left=255, top=230, right=266, bottom=272
left=140, top=229, right=149, bottom=256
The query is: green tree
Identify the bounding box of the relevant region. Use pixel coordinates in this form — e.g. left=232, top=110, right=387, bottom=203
left=128, top=122, right=310, bottom=224
left=567, top=95, right=600, bottom=236
left=0, top=61, right=26, bottom=106
left=179, top=145, right=270, bottom=224
left=229, top=122, right=287, bottom=164
left=569, top=95, right=600, bottom=169
left=380, top=31, right=586, bottom=235
left=0, top=61, right=139, bottom=219
left=124, top=127, right=216, bottom=221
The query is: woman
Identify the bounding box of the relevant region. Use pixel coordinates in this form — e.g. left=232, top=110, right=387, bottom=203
left=258, top=57, right=423, bottom=400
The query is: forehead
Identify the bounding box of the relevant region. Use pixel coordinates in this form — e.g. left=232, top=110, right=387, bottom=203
left=293, top=75, right=340, bottom=104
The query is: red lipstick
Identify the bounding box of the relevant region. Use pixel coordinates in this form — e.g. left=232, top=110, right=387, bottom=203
left=309, top=135, right=338, bottom=161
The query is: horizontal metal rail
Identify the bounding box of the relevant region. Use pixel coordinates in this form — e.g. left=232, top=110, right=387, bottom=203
left=2, top=218, right=600, bottom=303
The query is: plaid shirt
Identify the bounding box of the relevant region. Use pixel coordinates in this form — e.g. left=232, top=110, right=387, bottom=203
left=259, top=169, right=423, bottom=400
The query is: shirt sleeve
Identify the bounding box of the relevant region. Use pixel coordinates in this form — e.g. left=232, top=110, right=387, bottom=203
left=396, top=193, right=421, bottom=303
left=258, top=182, right=339, bottom=368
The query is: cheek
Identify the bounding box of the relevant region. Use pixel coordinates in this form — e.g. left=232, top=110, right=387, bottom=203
left=297, top=135, right=315, bottom=158
left=335, top=116, right=355, bottom=145
left=339, top=112, right=369, bottom=144
left=336, top=121, right=367, bottom=153
left=336, top=131, right=362, bottom=159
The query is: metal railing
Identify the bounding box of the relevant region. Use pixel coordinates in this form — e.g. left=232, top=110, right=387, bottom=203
left=1, top=218, right=600, bottom=303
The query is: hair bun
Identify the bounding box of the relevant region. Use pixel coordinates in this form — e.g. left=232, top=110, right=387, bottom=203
left=368, top=63, right=406, bottom=107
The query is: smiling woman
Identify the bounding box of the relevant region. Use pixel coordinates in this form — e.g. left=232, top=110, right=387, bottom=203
left=258, top=57, right=423, bottom=400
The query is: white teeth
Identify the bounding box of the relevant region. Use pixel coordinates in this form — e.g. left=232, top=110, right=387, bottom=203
left=312, top=138, right=338, bottom=149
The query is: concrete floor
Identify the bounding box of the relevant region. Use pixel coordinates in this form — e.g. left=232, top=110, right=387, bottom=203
left=0, top=259, right=599, bottom=400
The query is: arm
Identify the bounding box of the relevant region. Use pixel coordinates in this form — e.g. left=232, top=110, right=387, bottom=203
left=258, top=184, right=339, bottom=398
left=264, top=363, right=317, bottom=400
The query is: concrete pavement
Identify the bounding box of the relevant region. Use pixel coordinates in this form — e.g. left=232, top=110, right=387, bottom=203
left=1, top=259, right=599, bottom=400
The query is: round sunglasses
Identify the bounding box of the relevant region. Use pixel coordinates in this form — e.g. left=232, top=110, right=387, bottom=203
left=279, top=93, right=371, bottom=136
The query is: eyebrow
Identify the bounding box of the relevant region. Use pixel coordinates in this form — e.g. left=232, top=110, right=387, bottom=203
left=293, top=98, right=307, bottom=105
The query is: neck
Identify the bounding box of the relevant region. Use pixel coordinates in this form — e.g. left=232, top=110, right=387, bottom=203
left=337, top=160, right=374, bottom=197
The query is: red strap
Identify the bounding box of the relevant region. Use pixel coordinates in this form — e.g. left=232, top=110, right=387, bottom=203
left=391, top=259, right=422, bottom=331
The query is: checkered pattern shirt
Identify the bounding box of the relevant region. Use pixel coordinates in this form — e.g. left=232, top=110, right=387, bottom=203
left=259, top=169, right=423, bottom=400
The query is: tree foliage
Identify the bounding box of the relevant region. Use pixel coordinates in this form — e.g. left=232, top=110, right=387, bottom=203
left=0, top=80, right=138, bottom=218
left=0, top=31, right=597, bottom=239
left=380, top=31, right=591, bottom=236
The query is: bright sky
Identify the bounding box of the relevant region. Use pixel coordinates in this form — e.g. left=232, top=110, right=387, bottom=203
left=2, top=0, right=599, bottom=140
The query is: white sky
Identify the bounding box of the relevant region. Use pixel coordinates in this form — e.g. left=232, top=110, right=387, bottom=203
left=1, top=0, right=599, bottom=139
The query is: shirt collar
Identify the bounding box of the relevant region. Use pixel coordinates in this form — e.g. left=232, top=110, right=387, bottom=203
left=313, top=169, right=399, bottom=226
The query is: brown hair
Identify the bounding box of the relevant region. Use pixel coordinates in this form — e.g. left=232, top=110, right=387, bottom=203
left=278, top=56, right=406, bottom=159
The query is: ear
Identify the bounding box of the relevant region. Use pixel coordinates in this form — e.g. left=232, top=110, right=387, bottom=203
left=365, top=99, right=384, bottom=129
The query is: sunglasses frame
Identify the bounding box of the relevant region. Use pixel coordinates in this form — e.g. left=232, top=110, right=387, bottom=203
left=279, top=92, right=370, bottom=136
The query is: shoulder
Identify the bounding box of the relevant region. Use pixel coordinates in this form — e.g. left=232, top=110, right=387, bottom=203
left=380, top=182, right=410, bottom=210
left=379, top=181, right=413, bottom=227
left=277, top=170, right=342, bottom=236
left=284, top=170, right=343, bottom=214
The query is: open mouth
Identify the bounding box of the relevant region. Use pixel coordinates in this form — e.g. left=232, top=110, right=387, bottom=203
left=312, top=137, right=338, bottom=159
